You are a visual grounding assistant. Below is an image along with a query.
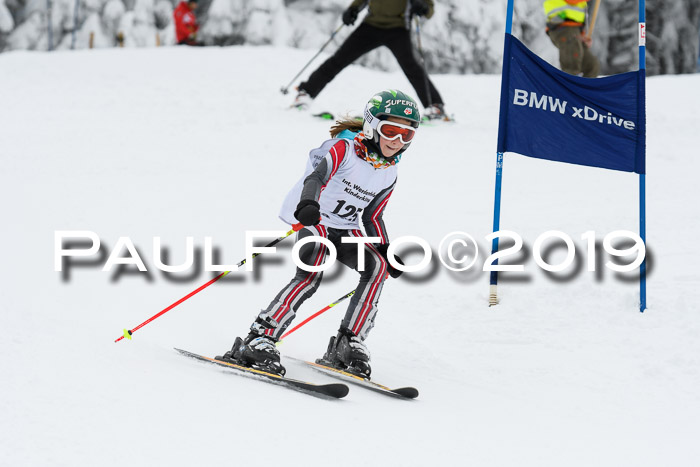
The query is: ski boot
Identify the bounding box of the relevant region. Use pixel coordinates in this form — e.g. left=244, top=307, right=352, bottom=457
left=422, top=103, right=450, bottom=122
left=220, top=317, right=286, bottom=376
left=291, top=90, right=312, bottom=110
left=317, top=328, right=371, bottom=378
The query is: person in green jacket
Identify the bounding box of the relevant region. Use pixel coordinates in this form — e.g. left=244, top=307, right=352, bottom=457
left=544, top=0, right=600, bottom=78
left=293, top=0, right=448, bottom=121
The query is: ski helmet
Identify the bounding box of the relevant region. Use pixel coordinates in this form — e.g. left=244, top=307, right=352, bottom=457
left=362, top=89, right=420, bottom=157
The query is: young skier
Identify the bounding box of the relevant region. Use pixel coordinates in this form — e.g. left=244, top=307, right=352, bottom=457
left=221, top=89, right=420, bottom=378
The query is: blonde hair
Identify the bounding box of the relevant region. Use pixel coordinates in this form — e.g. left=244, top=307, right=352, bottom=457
left=330, top=117, right=363, bottom=138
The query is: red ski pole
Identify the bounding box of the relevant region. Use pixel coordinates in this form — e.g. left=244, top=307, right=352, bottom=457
left=278, top=290, right=355, bottom=343
left=115, top=223, right=303, bottom=343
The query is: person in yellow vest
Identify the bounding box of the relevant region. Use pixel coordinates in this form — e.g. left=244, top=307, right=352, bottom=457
left=544, top=0, right=600, bottom=78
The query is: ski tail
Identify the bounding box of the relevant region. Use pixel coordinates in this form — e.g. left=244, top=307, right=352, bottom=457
left=289, top=356, right=419, bottom=399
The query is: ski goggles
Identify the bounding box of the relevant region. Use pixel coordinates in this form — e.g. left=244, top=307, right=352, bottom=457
left=376, top=120, right=417, bottom=144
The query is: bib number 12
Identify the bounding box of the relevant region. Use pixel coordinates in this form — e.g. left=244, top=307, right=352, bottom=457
left=332, top=200, right=363, bottom=222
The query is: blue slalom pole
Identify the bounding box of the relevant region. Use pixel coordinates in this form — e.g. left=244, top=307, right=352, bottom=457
left=489, top=0, right=515, bottom=306
left=639, top=0, right=647, bottom=312
left=640, top=174, right=646, bottom=312
left=505, top=0, right=514, bottom=34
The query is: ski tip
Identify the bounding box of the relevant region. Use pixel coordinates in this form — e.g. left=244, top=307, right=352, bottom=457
left=313, top=111, right=334, bottom=120
left=393, top=387, right=419, bottom=399
left=326, top=383, right=350, bottom=399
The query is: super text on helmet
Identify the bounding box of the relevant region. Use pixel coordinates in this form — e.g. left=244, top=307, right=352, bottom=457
left=384, top=99, right=417, bottom=108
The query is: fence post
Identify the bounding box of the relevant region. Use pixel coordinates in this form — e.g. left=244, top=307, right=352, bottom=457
left=46, top=0, right=54, bottom=51
left=71, top=0, right=80, bottom=50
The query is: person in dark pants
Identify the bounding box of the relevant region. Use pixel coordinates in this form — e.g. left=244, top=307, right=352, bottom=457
left=293, top=0, right=448, bottom=121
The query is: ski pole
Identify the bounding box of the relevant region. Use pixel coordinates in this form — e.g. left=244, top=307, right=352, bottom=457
left=279, top=0, right=370, bottom=95
left=414, top=16, right=433, bottom=109
left=277, top=290, right=355, bottom=343
left=115, top=223, right=304, bottom=343
left=280, top=24, right=345, bottom=95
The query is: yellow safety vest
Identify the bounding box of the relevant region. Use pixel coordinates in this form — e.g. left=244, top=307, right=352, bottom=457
left=543, top=0, right=587, bottom=24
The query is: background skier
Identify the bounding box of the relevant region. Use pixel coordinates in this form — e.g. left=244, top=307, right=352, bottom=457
left=222, top=89, right=421, bottom=378
left=292, top=0, right=448, bottom=121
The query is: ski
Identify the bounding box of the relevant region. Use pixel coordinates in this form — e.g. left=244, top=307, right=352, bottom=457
left=174, top=348, right=349, bottom=399
left=289, top=357, right=419, bottom=399
left=312, top=111, right=335, bottom=120
left=312, top=111, right=363, bottom=121
left=421, top=114, right=456, bottom=125
left=310, top=109, right=453, bottom=125
left=313, top=111, right=453, bottom=125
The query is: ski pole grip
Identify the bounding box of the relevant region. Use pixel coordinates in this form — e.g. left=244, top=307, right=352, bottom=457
left=292, top=223, right=304, bottom=232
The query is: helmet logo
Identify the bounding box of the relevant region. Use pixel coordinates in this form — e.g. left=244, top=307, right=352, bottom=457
left=364, top=107, right=374, bottom=124
left=404, top=108, right=412, bottom=116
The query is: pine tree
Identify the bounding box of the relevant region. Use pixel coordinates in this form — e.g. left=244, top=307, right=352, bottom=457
left=1, top=0, right=698, bottom=77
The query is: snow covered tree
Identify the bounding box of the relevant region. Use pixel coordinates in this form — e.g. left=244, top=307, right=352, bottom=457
left=0, top=0, right=698, bottom=76
left=644, top=0, right=700, bottom=74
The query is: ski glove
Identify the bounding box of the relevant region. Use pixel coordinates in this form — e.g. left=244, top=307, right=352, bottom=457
left=376, top=244, right=404, bottom=279
left=294, top=199, right=321, bottom=226
left=342, top=6, right=359, bottom=25
left=410, top=0, right=430, bottom=17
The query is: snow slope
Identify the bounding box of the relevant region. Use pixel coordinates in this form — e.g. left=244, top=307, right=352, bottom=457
left=1, top=45, right=699, bottom=467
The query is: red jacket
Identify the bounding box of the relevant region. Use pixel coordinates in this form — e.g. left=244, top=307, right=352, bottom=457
left=174, top=2, right=199, bottom=43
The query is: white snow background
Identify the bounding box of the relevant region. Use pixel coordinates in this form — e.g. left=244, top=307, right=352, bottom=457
left=1, top=44, right=699, bottom=466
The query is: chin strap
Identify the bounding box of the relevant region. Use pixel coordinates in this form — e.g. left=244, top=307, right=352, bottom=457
left=353, top=133, right=401, bottom=169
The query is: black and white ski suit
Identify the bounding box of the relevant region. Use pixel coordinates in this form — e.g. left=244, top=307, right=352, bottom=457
left=256, top=137, right=396, bottom=341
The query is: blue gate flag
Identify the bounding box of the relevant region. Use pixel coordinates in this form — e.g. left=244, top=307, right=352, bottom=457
left=497, top=34, right=646, bottom=174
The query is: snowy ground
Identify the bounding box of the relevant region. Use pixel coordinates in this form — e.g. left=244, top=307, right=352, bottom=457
left=1, top=45, right=699, bottom=466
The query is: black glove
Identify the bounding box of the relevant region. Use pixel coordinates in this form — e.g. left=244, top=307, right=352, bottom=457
left=342, top=6, right=359, bottom=26
left=376, top=244, right=404, bottom=279
left=410, top=0, right=429, bottom=17
left=294, top=199, right=321, bottom=226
